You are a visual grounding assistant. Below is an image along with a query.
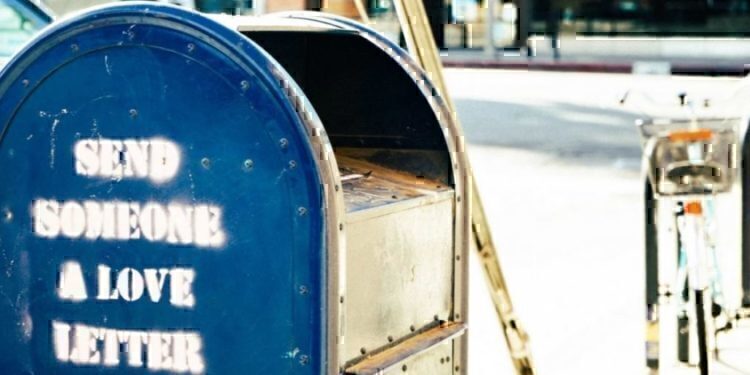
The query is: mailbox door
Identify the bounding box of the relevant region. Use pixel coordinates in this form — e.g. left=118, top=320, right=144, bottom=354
left=0, top=4, right=336, bottom=374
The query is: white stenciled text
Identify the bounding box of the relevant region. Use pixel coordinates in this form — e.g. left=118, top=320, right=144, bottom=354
left=33, top=199, right=226, bottom=248
left=74, top=138, right=180, bottom=183
left=57, top=261, right=196, bottom=308
left=52, top=321, right=205, bottom=374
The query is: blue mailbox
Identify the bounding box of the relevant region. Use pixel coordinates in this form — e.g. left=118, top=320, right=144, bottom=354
left=0, top=3, right=470, bottom=374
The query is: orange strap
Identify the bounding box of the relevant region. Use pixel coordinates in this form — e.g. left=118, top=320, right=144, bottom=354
left=668, top=128, right=713, bottom=142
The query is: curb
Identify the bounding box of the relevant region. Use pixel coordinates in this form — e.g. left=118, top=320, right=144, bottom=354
left=442, top=59, right=747, bottom=77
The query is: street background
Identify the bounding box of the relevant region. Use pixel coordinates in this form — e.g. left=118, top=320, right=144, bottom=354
left=450, top=68, right=749, bottom=374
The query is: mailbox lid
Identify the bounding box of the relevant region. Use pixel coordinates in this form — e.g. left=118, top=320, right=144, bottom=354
left=0, top=3, right=336, bottom=374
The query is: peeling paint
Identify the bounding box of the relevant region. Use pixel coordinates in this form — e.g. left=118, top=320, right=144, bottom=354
left=20, top=309, right=32, bottom=341
left=49, top=118, right=59, bottom=169
left=104, top=55, right=112, bottom=76
left=123, top=24, right=136, bottom=41
left=188, top=171, right=197, bottom=202
left=91, top=118, right=99, bottom=137
left=39, top=108, right=71, bottom=169
left=275, top=168, right=288, bottom=185
left=283, top=348, right=300, bottom=359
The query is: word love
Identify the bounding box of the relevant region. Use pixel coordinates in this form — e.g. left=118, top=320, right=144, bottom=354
left=33, top=199, right=226, bottom=249
left=52, top=321, right=204, bottom=374
left=75, top=138, right=180, bottom=183
left=58, top=262, right=196, bottom=308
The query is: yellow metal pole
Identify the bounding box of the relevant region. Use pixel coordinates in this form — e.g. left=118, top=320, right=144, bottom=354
left=351, top=0, right=370, bottom=23
left=392, top=1, right=536, bottom=374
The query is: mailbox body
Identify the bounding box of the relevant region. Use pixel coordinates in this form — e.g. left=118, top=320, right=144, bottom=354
left=0, top=4, right=469, bottom=374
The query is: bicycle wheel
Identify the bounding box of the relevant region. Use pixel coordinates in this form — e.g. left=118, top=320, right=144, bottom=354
left=694, top=289, right=710, bottom=375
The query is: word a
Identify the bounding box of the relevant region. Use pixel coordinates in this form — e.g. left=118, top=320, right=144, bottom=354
left=58, top=262, right=195, bottom=308
left=75, top=138, right=180, bottom=183
left=33, top=199, right=226, bottom=249
left=52, top=321, right=204, bottom=374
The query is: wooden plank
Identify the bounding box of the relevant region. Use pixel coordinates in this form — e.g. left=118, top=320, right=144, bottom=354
left=344, top=322, right=466, bottom=375
left=337, top=155, right=452, bottom=213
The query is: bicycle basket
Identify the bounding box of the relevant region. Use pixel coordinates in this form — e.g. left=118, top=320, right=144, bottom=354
left=637, top=118, right=740, bottom=197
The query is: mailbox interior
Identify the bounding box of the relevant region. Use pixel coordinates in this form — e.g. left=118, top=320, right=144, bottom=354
left=243, top=29, right=462, bottom=372
left=245, top=30, right=454, bottom=185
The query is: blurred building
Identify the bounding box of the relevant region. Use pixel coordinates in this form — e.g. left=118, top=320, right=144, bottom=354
left=39, top=0, right=750, bottom=59
left=535, top=0, right=750, bottom=37
left=442, top=0, right=750, bottom=49
left=247, top=0, right=750, bottom=48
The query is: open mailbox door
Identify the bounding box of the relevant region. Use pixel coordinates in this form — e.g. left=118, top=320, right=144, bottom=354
left=0, top=4, right=469, bottom=374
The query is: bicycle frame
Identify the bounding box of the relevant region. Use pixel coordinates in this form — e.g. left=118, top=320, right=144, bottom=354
left=679, top=201, right=713, bottom=373
left=639, top=116, right=740, bottom=375
left=677, top=200, right=727, bottom=313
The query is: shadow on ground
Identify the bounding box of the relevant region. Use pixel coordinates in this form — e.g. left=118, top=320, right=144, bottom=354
left=454, top=98, right=643, bottom=168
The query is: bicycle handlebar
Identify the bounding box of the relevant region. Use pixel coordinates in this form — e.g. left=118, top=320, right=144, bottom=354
left=621, top=76, right=750, bottom=122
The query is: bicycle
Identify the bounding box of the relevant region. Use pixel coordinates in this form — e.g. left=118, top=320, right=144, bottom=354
left=632, top=91, right=742, bottom=374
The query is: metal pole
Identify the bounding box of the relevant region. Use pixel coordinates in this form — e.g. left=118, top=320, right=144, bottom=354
left=485, top=0, right=496, bottom=56
left=742, top=130, right=750, bottom=306
left=516, top=0, right=532, bottom=50
left=352, top=0, right=370, bottom=23
left=471, top=187, right=536, bottom=375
